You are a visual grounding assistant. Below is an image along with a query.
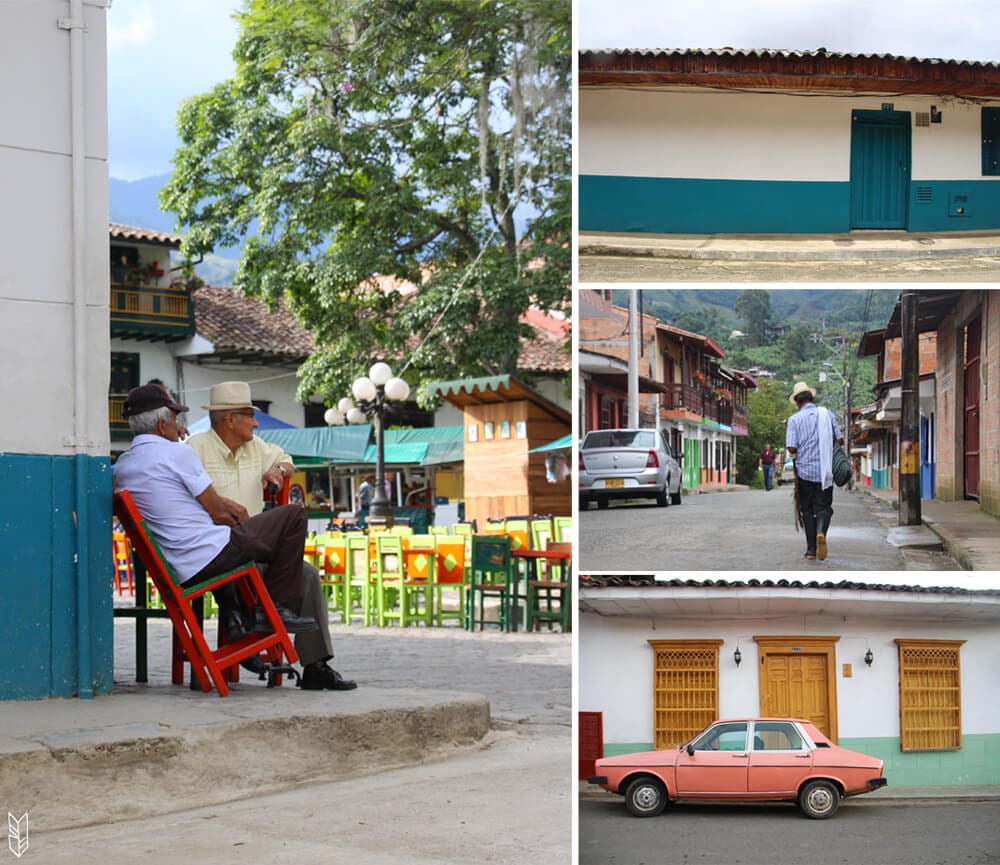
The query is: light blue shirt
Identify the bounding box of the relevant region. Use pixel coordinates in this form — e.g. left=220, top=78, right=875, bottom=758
left=113, top=434, right=230, bottom=581
left=786, top=402, right=842, bottom=484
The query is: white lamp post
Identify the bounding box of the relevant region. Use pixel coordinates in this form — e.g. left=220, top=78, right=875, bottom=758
left=326, top=363, right=410, bottom=527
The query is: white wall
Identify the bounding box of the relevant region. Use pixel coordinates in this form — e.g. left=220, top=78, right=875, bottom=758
left=580, top=88, right=1000, bottom=183
left=580, top=609, right=1000, bottom=745
left=1, top=0, right=109, bottom=457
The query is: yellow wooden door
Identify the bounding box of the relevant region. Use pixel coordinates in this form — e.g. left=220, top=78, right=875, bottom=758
left=763, top=654, right=830, bottom=738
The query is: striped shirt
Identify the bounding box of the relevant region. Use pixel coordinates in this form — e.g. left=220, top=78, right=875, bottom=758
left=786, top=402, right=842, bottom=483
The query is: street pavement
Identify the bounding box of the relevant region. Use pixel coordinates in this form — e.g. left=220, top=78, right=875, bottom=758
left=0, top=619, right=570, bottom=862
left=577, top=229, right=1000, bottom=281
left=579, top=483, right=967, bottom=572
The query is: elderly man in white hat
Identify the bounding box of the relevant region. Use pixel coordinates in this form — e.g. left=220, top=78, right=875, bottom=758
left=188, top=381, right=357, bottom=691
left=785, top=381, right=843, bottom=561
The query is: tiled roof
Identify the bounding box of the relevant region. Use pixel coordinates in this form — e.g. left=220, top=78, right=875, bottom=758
left=581, top=574, right=1000, bottom=597
left=109, top=222, right=182, bottom=247
left=580, top=48, right=1000, bottom=67
left=194, top=284, right=569, bottom=373
left=193, top=286, right=315, bottom=361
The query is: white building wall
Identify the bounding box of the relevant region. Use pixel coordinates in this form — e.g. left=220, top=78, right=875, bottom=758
left=581, top=88, right=1000, bottom=182
left=580, top=609, right=1000, bottom=746
left=1, top=0, right=109, bottom=457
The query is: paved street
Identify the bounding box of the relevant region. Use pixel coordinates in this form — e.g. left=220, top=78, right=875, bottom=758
left=578, top=253, right=1000, bottom=282
left=22, top=623, right=571, bottom=864
left=579, top=798, right=1000, bottom=865
left=579, top=486, right=961, bottom=572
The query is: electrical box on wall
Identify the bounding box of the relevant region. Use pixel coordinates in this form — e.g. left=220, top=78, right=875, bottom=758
left=949, top=192, right=971, bottom=217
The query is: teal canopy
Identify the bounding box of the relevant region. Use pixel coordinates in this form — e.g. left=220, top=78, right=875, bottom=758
left=528, top=434, right=573, bottom=453
left=256, top=425, right=372, bottom=462
left=256, top=424, right=464, bottom=466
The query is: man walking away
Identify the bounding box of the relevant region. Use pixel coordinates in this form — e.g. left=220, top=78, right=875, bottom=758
left=785, top=382, right=843, bottom=561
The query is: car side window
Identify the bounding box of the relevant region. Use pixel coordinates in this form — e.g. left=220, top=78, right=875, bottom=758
left=692, top=722, right=749, bottom=752
left=751, top=722, right=805, bottom=751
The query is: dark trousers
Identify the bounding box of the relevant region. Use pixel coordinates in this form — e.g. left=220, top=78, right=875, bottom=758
left=185, top=504, right=307, bottom=604
left=796, top=476, right=834, bottom=551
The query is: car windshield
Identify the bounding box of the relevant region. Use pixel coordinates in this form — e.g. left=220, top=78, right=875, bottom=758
left=585, top=430, right=654, bottom=449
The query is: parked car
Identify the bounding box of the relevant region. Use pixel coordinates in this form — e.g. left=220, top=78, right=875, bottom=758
left=579, top=428, right=682, bottom=510
left=776, top=456, right=795, bottom=486
left=588, top=717, right=886, bottom=820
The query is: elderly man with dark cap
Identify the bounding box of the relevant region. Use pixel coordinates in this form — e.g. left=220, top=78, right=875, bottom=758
left=785, top=381, right=843, bottom=561
left=112, top=384, right=318, bottom=663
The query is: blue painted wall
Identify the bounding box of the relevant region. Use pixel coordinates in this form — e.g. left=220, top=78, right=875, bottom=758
left=0, top=454, right=114, bottom=699
left=580, top=175, right=1000, bottom=234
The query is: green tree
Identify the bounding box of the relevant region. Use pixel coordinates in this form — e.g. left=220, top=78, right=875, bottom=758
left=737, top=378, right=792, bottom=487
left=161, top=0, right=571, bottom=404
left=734, top=289, right=771, bottom=347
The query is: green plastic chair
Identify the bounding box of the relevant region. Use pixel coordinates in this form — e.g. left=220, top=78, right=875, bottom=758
left=466, top=535, right=514, bottom=631
left=531, top=516, right=553, bottom=552
left=398, top=534, right=436, bottom=627
left=553, top=515, right=572, bottom=543
left=343, top=533, right=375, bottom=626
left=433, top=535, right=468, bottom=627
left=525, top=541, right=571, bottom=632
left=374, top=533, right=405, bottom=627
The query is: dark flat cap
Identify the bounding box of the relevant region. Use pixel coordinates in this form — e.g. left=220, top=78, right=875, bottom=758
left=123, top=384, right=189, bottom=418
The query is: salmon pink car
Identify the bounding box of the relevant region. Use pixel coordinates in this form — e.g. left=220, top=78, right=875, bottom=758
left=588, top=718, right=887, bottom=819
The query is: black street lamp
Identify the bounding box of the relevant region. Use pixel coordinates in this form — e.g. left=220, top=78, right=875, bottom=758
left=325, top=362, right=410, bottom=529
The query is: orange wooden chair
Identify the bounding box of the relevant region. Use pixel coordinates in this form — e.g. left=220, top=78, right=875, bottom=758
left=433, top=536, right=467, bottom=626
left=113, top=489, right=298, bottom=696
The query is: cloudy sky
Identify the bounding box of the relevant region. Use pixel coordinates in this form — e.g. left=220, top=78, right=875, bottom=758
left=577, top=0, right=1000, bottom=62
left=107, top=0, right=240, bottom=180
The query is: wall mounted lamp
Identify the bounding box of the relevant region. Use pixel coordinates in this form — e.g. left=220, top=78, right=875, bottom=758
left=734, top=646, right=743, bottom=668
left=864, top=648, right=874, bottom=667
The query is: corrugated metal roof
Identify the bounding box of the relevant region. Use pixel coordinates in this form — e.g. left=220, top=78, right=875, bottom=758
left=581, top=48, right=1000, bottom=67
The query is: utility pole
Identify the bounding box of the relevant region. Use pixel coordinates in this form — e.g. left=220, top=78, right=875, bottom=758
left=628, top=289, right=639, bottom=428
left=899, top=289, right=921, bottom=525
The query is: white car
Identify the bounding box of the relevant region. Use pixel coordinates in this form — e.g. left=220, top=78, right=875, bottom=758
left=579, top=428, right=683, bottom=510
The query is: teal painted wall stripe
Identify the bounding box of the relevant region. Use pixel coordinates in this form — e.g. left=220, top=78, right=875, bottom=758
left=581, top=175, right=1000, bottom=234
left=580, top=175, right=850, bottom=234
left=601, top=734, right=1000, bottom=786
left=0, top=454, right=114, bottom=699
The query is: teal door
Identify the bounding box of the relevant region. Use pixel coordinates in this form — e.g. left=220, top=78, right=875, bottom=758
left=850, top=110, right=911, bottom=229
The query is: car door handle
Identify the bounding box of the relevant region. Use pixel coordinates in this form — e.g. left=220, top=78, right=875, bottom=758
left=732, top=753, right=747, bottom=758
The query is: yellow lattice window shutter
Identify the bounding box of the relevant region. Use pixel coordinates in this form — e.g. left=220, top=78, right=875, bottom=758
left=648, top=639, right=723, bottom=750
left=895, top=639, right=965, bottom=752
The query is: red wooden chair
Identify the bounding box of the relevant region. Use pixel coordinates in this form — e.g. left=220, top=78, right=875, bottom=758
left=113, top=489, right=299, bottom=696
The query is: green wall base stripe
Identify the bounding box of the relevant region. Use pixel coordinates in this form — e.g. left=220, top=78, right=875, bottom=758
left=581, top=175, right=1000, bottom=234
left=0, top=454, right=114, bottom=699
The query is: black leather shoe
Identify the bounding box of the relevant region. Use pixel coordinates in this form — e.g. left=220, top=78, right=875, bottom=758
left=251, top=603, right=318, bottom=634
left=240, top=654, right=269, bottom=677
left=297, top=661, right=358, bottom=691
left=224, top=608, right=249, bottom=643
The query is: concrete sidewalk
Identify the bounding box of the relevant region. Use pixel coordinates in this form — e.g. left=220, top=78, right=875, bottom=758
left=578, top=229, right=1000, bottom=261
left=861, top=486, right=1000, bottom=571
left=0, top=621, right=570, bottom=833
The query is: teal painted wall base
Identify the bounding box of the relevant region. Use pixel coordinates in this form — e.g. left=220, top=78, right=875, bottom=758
left=0, top=454, right=114, bottom=699
left=602, top=734, right=1000, bottom=786
left=581, top=175, right=1000, bottom=234
left=840, top=735, right=1000, bottom=787
left=580, top=175, right=849, bottom=234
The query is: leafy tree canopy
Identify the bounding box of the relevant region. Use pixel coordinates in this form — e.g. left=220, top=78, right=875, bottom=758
left=161, top=0, right=571, bottom=406
left=734, top=289, right=772, bottom=347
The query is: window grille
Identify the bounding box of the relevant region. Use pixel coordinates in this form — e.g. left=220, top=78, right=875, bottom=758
left=896, top=639, right=965, bottom=751
left=648, top=640, right=722, bottom=750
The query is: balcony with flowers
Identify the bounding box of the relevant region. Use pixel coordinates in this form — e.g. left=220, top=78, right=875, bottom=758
left=109, top=228, right=196, bottom=341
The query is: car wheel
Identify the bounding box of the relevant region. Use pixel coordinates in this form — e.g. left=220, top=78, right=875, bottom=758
left=670, top=486, right=682, bottom=505
left=655, top=489, right=668, bottom=507
left=579, top=496, right=589, bottom=511
left=597, top=497, right=609, bottom=510
left=624, top=777, right=668, bottom=817
left=798, top=779, right=841, bottom=819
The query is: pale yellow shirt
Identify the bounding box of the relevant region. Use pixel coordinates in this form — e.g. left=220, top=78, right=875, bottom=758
left=187, top=429, right=291, bottom=517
